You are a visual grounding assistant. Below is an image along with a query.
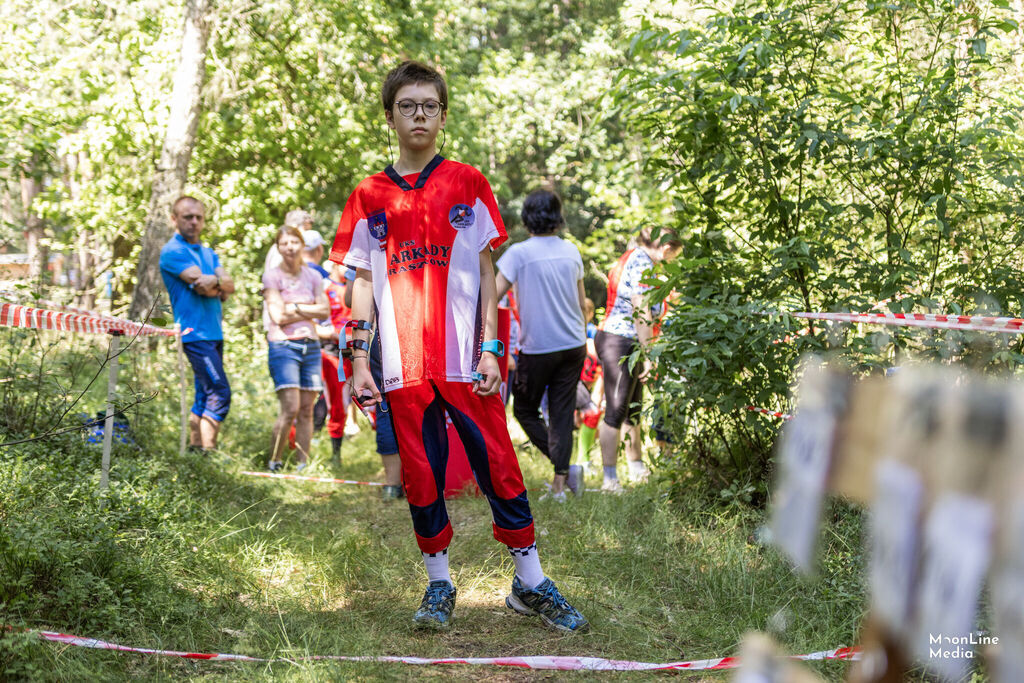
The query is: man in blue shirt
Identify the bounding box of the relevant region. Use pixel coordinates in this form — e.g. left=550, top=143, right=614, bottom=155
left=159, top=196, right=236, bottom=453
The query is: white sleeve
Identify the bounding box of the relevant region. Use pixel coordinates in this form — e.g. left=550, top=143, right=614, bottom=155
left=343, top=218, right=372, bottom=270
left=496, top=244, right=518, bottom=282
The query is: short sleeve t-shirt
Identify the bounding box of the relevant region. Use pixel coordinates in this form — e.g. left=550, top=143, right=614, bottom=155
left=159, top=233, right=223, bottom=343
left=599, top=248, right=662, bottom=339
left=496, top=235, right=585, bottom=354
left=329, top=156, right=507, bottom=391
left=324, top=278, right=351, bottom=333
left=262, top=266, right=324, bottom=341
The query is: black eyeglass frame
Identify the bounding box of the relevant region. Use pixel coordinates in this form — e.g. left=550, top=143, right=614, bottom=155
left=394, top=99, right=445, bottom=119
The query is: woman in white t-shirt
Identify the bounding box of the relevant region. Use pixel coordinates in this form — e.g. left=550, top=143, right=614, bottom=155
left=496, top=190, right=586, bottom=501
left=263, top=224, right=329, bottom=472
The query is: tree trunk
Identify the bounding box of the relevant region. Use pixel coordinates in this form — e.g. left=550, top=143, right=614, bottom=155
left=128, top=0, right=212, bottom=321
left=19, top=165, right=45, bottom=289
left=0, top=183, right=13, bottom=251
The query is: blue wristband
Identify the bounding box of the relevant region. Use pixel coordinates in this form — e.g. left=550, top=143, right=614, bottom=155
left=481, top=339, right=504, bottom=358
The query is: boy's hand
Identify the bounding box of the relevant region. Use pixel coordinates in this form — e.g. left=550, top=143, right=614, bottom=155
left=351, top=361, right=382, bottom=406
left=472, top=353, right=501, bottom=396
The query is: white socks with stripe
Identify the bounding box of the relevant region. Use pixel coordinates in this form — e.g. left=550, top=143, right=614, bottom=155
left=422, top=549, right=451, bottom=585
left=508, top=544, right=544, bottom=589
left=424, top=546, right=544, bottom=589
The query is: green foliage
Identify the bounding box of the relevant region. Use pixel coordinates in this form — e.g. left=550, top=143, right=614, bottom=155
left=624, top=0, right=1024, bottom=494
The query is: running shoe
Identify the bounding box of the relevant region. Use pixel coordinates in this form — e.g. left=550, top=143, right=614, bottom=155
left=628, top=462, right=650, bottom=484
left=567, top=465, right=584, bottom=496
left=539, top=489, right=567, bottom=503
left=268, top=460, right=284, bottom=473
left=380, top=484, right=403, bottom=500
left=506, top=576, right=589, bottom=632
left=601, top=478, right=623, bottom=494
left=295, top=462, right=308, bottom=474
left=412, top=580, right=456, bottom=629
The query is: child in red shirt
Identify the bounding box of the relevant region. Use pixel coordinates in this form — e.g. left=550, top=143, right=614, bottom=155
left=330, top=61, right=586, bottom=633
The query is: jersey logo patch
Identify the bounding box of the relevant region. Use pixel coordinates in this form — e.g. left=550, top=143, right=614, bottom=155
left=368, top=210, right=388, bottom=239
left=448, top=204, right=475, bottom=230
left=367, top=210, right=388, bottom=250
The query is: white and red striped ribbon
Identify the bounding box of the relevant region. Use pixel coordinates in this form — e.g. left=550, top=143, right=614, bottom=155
left=0, top=302, right=177, bottom=337
left=745, top=406, right=794, bottom=421
left=31, top=629, right=860, bottom=671
left=793, top=311, right=1024, bottom=335
left=240, top=471, right=386, bottom=486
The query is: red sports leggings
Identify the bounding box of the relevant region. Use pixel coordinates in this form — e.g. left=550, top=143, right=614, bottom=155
left=388, top=380, right=535, bottom=553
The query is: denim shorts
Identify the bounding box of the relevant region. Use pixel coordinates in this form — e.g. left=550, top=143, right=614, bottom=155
left=267, top=338, right=324, bottom=392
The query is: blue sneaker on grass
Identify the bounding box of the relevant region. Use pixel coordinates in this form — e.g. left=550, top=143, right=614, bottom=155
left=506, top=576, right=589, bottom=632
left=413, top=580, right=456, bottom=629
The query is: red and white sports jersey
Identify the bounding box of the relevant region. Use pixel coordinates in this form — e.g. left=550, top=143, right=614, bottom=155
left=329, top=156, right=506, bottom=391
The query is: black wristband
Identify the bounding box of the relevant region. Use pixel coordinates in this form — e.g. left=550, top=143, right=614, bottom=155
left=347, top=339, right=370, bottom=352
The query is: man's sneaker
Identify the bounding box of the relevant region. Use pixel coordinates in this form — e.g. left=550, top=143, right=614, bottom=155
left=567, top=465, right=584, bottom=496
left=412, top=580, right=456, bottom=629
left=506, top=577, right=589, bottom=632
left=268, top=460, right=284, bottom=473
left=381, top=484, right=403, bottom=501
left=539, top=489, right=567, bottom=503
left=628, top=462, right=650, bottom=484
left=295, top=462, right=308, bottom=474
left=601, top=478, right=623, bottom=494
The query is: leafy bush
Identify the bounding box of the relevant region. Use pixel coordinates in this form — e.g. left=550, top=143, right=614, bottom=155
left=623, top=0, right=1024, bottom=500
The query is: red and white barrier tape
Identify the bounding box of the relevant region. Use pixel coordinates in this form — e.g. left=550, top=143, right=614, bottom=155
left=240, top=470, right=385, bottom=486
left=793, top=311, right=1024, bottom=335
left=34, top=298, right=121, bottom=320
left=745, top=406, right=793, bottom=421
left=0, top=303, right=177, bottom=337
left=30, top=629, right=860, bottom=671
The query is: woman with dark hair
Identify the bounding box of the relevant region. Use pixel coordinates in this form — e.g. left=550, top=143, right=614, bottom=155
left=594, top=227, right=681, bottom=492
left=263, top=224, right=330, bottom=472
left=496, top=190, right=587, bottom=501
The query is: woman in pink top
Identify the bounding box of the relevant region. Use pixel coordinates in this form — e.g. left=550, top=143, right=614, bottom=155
left=263, top=224, right=330, bottom=472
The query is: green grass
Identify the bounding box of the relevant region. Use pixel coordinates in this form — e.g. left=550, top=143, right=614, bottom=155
left=0, top=340, right=869, bottom=680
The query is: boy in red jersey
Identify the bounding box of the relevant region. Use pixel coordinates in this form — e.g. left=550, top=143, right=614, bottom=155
left=330, top=61, right=587, bottom=632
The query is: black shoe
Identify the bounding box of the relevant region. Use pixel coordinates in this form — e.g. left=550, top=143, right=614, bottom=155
left=330, top=436, right=343, bottom=467
left=413, top=580, right=456, bottom=629
left=186, top=445, right=203, bottom=455
left=506, top=576, right=589, bottom=632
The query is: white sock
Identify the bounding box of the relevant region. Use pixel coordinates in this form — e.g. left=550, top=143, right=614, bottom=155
left=629, top=460, right=648, bottom=478
left=508, top=544, right=544, bottom=589
left=422, top=549, right=451, bottom=585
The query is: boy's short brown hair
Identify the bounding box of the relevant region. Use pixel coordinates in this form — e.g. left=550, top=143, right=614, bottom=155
left=381, top=61, right=448, bottom=113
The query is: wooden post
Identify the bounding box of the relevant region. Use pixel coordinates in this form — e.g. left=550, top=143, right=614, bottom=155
left=98, top=331, right=123, bottom=505
left=176, top=324, right=188, bottom=456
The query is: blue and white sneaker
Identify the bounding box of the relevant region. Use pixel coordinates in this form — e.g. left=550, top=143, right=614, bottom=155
left=413, top=580, right=456, bottom=629
left=506, top=577, right=589, bottom=632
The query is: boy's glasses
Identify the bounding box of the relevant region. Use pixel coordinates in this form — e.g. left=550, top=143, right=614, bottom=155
left=395, top=99, right=444, bottom=118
